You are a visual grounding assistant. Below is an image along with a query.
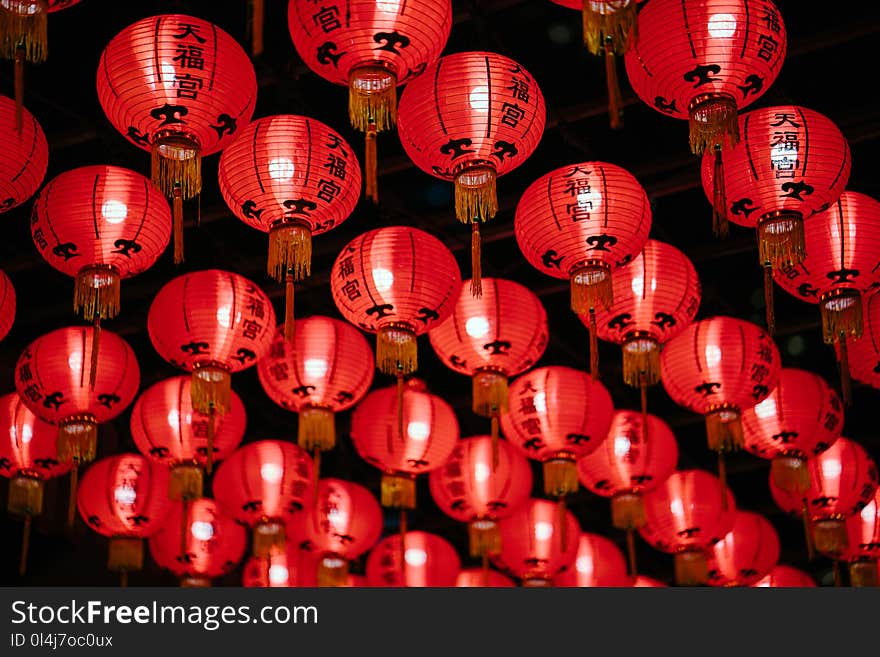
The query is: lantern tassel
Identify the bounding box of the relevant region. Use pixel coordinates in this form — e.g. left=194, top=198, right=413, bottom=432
left=318, top=556, right=349, bottom=587
left=470, top=221, right=482, bottom=298
left=674, top=549, right=708, bottom=586
left=758, top=211, right=806, bottom=269
left=250, top=0, right=264, bottom=57
left=763, top=265, right=776, bottom=336
left=268, top=221, right=312, bottom=283
left=108, top=537, right=144, bottom=574
left=67, top=464, right=78, bottom=530
left=813, top=519, right=848, bottom=557
left=298, top=405, right=336, bottom=453
left=622, top=336, right=660, bottom=388
left=625, top=528, right=638, bottom=578
left=611, top=492, right=646, bottom=531
left=74, top=266, right=121, bottom=323
left=588, top=309, right=600, bottom=381
left=849, top=560, right=879, bottom=588
left=168, top=464, right=203, bottom=501
left=14, top=45, right=23, bottom=133
left=348, top=66, right=397, bottom=133
left=191, top=364, right=231, bottom=416
left=604, top=40, right=623, bottom=130
left=89, top=317, right=100, bottom=391
left=571, top=262, right=613, bottom=316
left=1, top=1, right=48, bottom=62
left=472, top=369, right=508, bottom=418
left=19, top=515, right=31, bottom=577
left=802, top=503, right=815, bottom=561
left=712, top=145, right=729, bottom=238
left=771, top=455, right=810, bottom=495
left=252, top=520, right=286, bottom=559
left=454, top=166, right=497, bottom=224
left=839, top=335, right=852, bottom=408
left=376, top=324, right=417, bottom=377
left=469, top=519, right=501, bottom=558
left=58, top=416, right=97, bottom=466
left=365, top=127, right=378, bottom=204
left=705, top=406, right=744, bottom=452
left=381, top=473, right=416, bottom=510
left=490, top=415, right=499, bottom=471
left=581, top=0, right=637, bottom=55
left=172, top=184, right=184, bottom=265
left=284, top=272, right=295, bottom=344
left=206, top=405, right=215, bottom=475
left=152, top=133, right=201, bottom=199
left=543, top=457, right=578, bottom=498
left=688, top=93, right=739, bottom=155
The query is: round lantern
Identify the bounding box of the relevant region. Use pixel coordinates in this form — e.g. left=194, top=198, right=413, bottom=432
left=330, top=226, right=461, bottom=378
left=0, top=392, right=71, bottom=575
left=706, top=510, right=780, bottom=587
left=0, top=269, right=16, bottom=342
left=97, top=14, right=257, bottom=262
left=218, top=115, right=361, bottom=340
left=639, top=469, right=736, bottom=586
left=660, top=316, right=780, bottom=482
left=242, top=545, right=318, bottom=588
left=147, top=269, right=276, bottom=417
left=428, top=277, right=549, bottom=444
left=633, top=575, right=667, bottom=587
left=741, top=368, right=843, bottom=495
left=501, top=365, right=614, bottom=499
left=456, top=567, right=515, bottom=587
left=624, top=0, right=786, bottom=157
left=847, top=290, right=880, bottom=391
left=0, top=94, right=47, bottom=208
left=291, top=478, right=383, bottom=587
left=772, top=192, right=880, bottom=404
left=555, top=532, right=631, bottom=587
left=515, top=162, right=651, bottom=378
left=838, top=491, right=880, bottom=587
left=288, top=0, right=452, bottom=202
left=590, top=239, right=701, bottom=401
left=752, top=564, right=816, bottom=587
left=148, top=498, right=247, bottom=587
left=212, top=440, right=314, bottom=560
left=350, top=378, right=458, bottom=511
left=366, top=530, right=460, bottom=587
left=397, top=51, right=546, bottom=294
left=428, top=435, right=533, bottom=558
left=77, top=453, right=171, bottom=584
left=491, top=498, right=581, bottom=587
left=257, top=316, right=374, bottom=461
left=770, top=437, right=878, bottom=558
left=130, top=375, right=246, bottom=500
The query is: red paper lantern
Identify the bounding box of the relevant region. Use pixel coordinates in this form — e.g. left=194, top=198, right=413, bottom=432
left=428, top=435, right=533, bottom=557
left=554, top=532, right=631, bottom=587
left=633, top=575, right=667, bottom=587
left=366, top=530, right=460, bottom=587
left=77, top=453, right=171, bottom=580
left=218, top=115, right=361, bottom=339
left=242, top=546, right=318, bottom=588
left=350, top=379, right=459, bottom=510
left=130, top=375, right=246, bottom=501
left=97, top=14, right=257, bottom=262
left=330, top=226, right=461, bottom=378
left=741, top=368, right=843, bottom=495
left=0, top=269, right=16, bottom=342
left=839, top=491, right=880, bottom=587
left=147, top=269, right=276, bottom=417
left=397, top=51, right=546, bottom=293
left=751, top=564, right=816, bottom=588
left=257, top=316, right=374, bottom=457
left=847, top=290, right=880, bottom=391
left=501, top=365, right=614, bottom=499
left=148, top=498, right=247, bottom=587
left=288, top=0, right=452, bottom=202
left=706, top=510, right=780, bottom=587
left=428, top=277, right=549, bottom=434
left=639, top=469, right=736, bottom=586
left=515, top=162, right=651, bottom=377
left=491, top=498, right=580, bottom=587
left=624, top=0, right=787, bottom=155
left=0, top=94, right=47, bottom=210
left=770, top=437, right=878, bottom=557
left=456, top=568, right=515, bottom=587
left=212, top=440, right=314, bottom=560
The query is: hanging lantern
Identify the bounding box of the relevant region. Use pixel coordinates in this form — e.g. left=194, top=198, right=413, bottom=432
left=491, top=498, right=581, bottom=587
left=633, top=575, right=667, bottom=587
left=0, top=270, right=16, bottom=342
left=397, top=51, right=546, bottom=295
left=772, top=192, right=880, bottom=405
left=242, top=545, right=318, bottom=588
left=501, top=365, right=614, bottom=501
left=218, top=116, right=361, bottom=340
left=845, top=290, right=880, bottom=391
left=838, top=491, right=880, bottom=587
left=741, top=368, right=843, bottom=495
left=706, top=510, right=780, bottom=587
left=330, top=226, right=461, bottom=379
left=700, top=106, right=851, bottom=329
left=213, top=440, right=313, bottom=560
left=624, top=0, right=786, bottom=159
left=515, top=162, right=651, bottom=378
left=148, top=498, right=247, bottom=587
left=751, top=564, right=816, bottom=588
left=96, top=13, right=257, bottom=263
left=147, top=269, right=276, bottom=418
left=0, top=392, right=71, bottom=575
left=429, top=435, right=533, bottom=558
left=639, top=469, right=736, bottom=586
left=287, top=0, right=452, bottom=203
left=0, top=93, right=47, bottom=206
left=770, top=437, right=878, bottom=558
left=428, top=278, right=549, bottom=446
left=130, top=375, right=246, bottom=501
left=554, top=532, right=632, bottom=587
left=257, top=316, right=374, bottom=464
left=456, top=568, right=515, bottom=588
left=77, top=453, right=171, bottom=585
left=660, top=316, right=780, bottom=486
left=366, top=530, right=460, bottom=587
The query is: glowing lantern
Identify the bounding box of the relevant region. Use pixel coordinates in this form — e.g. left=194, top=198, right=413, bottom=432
left=554, top=532, right=631, bottom=587
left=633, top=575, right=667, bottom=587
left=706, top=510, right=780, bottom=586
left=242, top=545, right=318, bottom=588
left=845, top=290, right=880, bottom=392
left=837, top=491, right=880, bottom=587
left=0, top=93, right=47, bottom=206
left=456, top=568, right=516, bottom=587
left=752, top=564, right=816, bottom=587
left=0, top=269, right=16, bottom=342
left=366, top=530, right=460, bottom=587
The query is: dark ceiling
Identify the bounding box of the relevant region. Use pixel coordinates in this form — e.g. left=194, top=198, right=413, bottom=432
left=1, top=0, right=879, bottom=587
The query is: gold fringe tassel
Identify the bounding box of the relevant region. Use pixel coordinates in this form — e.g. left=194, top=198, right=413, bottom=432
left=318, top=555, right=349, bottom=587
left=570, top=262, right=614, bottom=315
left=604, top=39, right=623, bottom=130
left=470, top=221, right=482, bottom=298
left=298, top=405, right=336, bottom=452
left=381, top=472, right=416, bottom=510
left=611, top=491, right=646, bottom=530
left=688, top=94, right=739, bottom=155
left=250, top=0, right=263, bottom=57
left=8, top=475, right=43, bottom=517
left=821, top=288, right=864, bottom=344
left=674, top=549, right=708, bottom=586
left=376, top=324, right=417, bottom=376
left=253, top=520, right=286, bottom=559
left=454, top=166, right=497, bottom=224
left=543, top=456, right=578, bottom=498
left=758, top=211, right=805, bottom=269
left=89, top=317, right=100, bottom=392
left=190, top=364, right=231, bottom=416
left=172, top=185, right=184, bottom=264
left=365, top=127, right=378, bottom=204
left=267, top=221, right=312, bottom=282
left=74, top=266, right=120, bottom=322
left=581, top=0, right=637, bottom=55
left=848, top=560, right=879, bottom=587
left=763, top=265, right=776, bottom=336
left=812, top=518, right=848, bottom=557
left=57, top=416, right=97, bottom=464
left=469, top=518, right=501, bottom=557
left=151, top=133, right=201, bottom=199
left=108, top=537, right=144, bottom=573
left=169, top=463, right=204, bottom=501
left=705, top=406, right=744, bottom=452
left=472, top=369, right=508, bottom=418
left=205, top=405, right=215, bottom=475
left=622, top=335, right=660, bottom=387
left=771, top=454, right=810, bottom=495
left=348, top=66, right=397, bottom=133
left=712, top=145, right=729, bottom=238
left=0, top=1, right=48, bottom=62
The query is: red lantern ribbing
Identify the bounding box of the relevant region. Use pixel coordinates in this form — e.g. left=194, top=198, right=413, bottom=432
left=638, top=469, right=736, bottom=586
left=366, top=530, right=460, bottom=587
left=0, top=270, right=15, bottom=342
left=838, top=491, right=880, bottom=587
left=397, top=51, right=546, bottom=295
left=772, top=192, right=880, bottom=404
left=741, top=368, right=843, bottom=495
left=288, top=0, right=451, bottom=203
left=554, top=532, right=631, bottom=587
left=148, top=498, right=247, bottom=587
left=77, top=453, right=171, bottom=584
left=706, top=510, right=780, bottom=587
left=131, top=375, right=246, bottom=500
left=515, top=162, right=651, bottom=378
left=97, top=14, right=257, bottom=263
left=847, top=291, right=880, bottom=391
left=0, top=94, right=47, bottom=206
left=218, top=115, right=361, bottom=340
left=456, top=568, right=515, bottom=587
left=752, top=564, right=816, bottom=587
left=212, top=440, right=313, bottom=560
left=428, top=277, right=549, bottom=445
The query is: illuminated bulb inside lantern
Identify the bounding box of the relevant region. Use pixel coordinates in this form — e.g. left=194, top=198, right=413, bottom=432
left=268, top=564, right=288, bottom=585
left=577, top=190, right=594, bottom=211
left=114, top=485, right=137, bottom=505
left=670, top=498, right=685, bottom=517
left=474, top=461, right=491, bottom=484
left=375, top=0, right=401, bottom=12
left=13, top=423, right=33, bottom=444
left=820, top=458, right=842, bottom=480
left=465, top=316, right=490, bottom=339
left=327, top=506, right=348, bottom=528
left=469, top=86, right=489, bottom=112
left=101, top=200, right=128, bottom=224
left=861, top=503, right=876, bottom=522
left=167, top=409, right=180, bottom=429
left=260, top=462, right=283, bottom=484
left=534, top=391, right=547, bottom=414
left=268, top=158, right=295, bottom=182
left=708, top=13, right=737, bottom=38
left=372, top=268, right=394, bottom=292
left=304, top=358, right=328, bottom=379
left=405, top=547, right=427, bottom=567
left=191, top=521, right=214, bottom=541
left=704, top=344, right=722, bottom=368
left=216, top=305, right=232, bottom=328
left=407, top=421, right=429, bottom=442
left=614, top=435, right=631, bottom=458
left=160, top=63, right=178, bottom=91
left=576, top=555, right=594, bottom=574
left=771, top=142, right=798, bottom=170
left=68, top=351, right=83, bottom=372
left=534, top=520, right=554, bottom=541
left=630, top=276, right=657, bottom=297
left=753, top=396, right=778, bottom=420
